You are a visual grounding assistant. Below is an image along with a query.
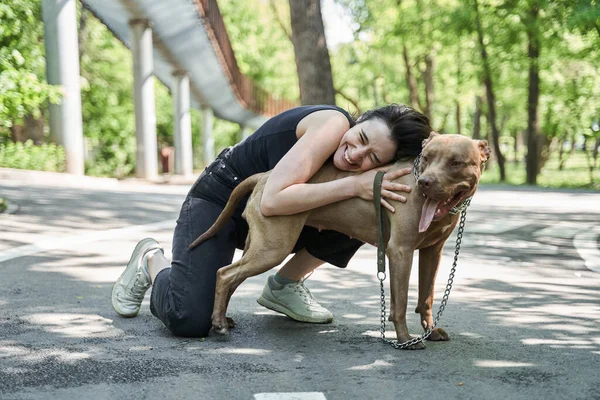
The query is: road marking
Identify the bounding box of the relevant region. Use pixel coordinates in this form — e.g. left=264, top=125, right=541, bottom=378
left=0, top=219, right=175, bottom=264
left=573, top=227, right=600, bottom=273
left=463, top=219, right=531, bottom=234
left=534, top=222, right=583, bottom=238
left=254, top=394, right=326, bottom=400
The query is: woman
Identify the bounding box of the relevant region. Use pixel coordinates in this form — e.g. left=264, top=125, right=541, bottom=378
left=112, top=104, right=432, bottom=337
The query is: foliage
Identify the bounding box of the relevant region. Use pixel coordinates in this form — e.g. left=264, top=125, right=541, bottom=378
left=78, top=10, right=138, bottom=177
left=332, top=0, right=599, bottom=184
left=0, top=139, right=65, bottom=171
left=0, top=0, right=60, bottom=136
left=480, top=150, right=600, bottom=190
left=219, top=0, right=299, bottom=100
left=2, top=0, right=599, bottom=185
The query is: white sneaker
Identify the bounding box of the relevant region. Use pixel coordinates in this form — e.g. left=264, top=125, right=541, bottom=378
left=257, top=276, right=333, bottom=323
left=112, top=238, right=163, bottom=317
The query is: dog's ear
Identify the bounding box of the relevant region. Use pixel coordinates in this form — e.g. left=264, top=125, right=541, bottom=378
left=422, top=131, right=439, bottom=149
left=479, top=140, right=491, bottom=163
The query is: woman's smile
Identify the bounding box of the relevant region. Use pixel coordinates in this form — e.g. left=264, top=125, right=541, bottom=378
left=334, top=119, right=397, bottom=171
left=344, top=146, right=359, bottom=167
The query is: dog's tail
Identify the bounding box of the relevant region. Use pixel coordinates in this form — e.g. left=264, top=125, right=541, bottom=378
left=188, top=173, right=264, bottom=250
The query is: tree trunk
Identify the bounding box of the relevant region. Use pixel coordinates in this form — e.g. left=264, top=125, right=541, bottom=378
left=10, top=114, right=45, bottom=143
left=512, top=128, right=519, bottom=163
left=558, top=136, right=566, bottom=171
left=10, top=125, right=25, bottom=142
left=422, top=53, right=435, bottom=123
left=473, top=0, right=506, bottom=181
left=582, top=137, right=595, bottom=184
left=441, top=113, right=450, bottom=133
left=594, top=137, right=600, bottom=169
left=455, top=101, right=462, bottom=135
left=472, top=95, right=482, bottom=140
left=525, top=3, right=541, bottom=185
left=402, top=45, right=420, bottom=110
left=455, top=45, right=462, bottom=135
left=373, top=79, right=381, bottom=107
left=288, top=0, right=336, bottom=105
left=78, top=8, right=88, bottom=60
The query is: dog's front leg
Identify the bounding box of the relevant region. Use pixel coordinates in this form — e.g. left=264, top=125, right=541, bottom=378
left=416, top=242, right=450, bottom=341
left=387, top=246, right=425, bottom=350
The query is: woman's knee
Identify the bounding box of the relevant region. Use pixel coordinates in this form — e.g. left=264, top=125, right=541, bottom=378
left=167, top=316, right=213, bottom=338
left=153, top=297, right=214, bottom=338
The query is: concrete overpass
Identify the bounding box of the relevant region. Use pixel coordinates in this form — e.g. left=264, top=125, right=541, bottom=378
left=42, top=0, right=295, bottom=178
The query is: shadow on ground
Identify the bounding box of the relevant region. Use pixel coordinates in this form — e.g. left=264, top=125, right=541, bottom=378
left=1, top=243, right=598, bottom=397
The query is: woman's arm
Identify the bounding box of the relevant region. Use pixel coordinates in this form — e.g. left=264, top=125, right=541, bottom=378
left=260, top=111, right=358, bottom=216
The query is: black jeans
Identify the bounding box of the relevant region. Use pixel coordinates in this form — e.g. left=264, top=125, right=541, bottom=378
left=150, top=154, right=364, bottom=337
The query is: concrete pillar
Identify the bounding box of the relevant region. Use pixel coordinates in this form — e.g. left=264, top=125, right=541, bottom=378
left=130, top=19, right=158, bottom=180
left=172, top=71, right=193, bottom=177
left=202, top=107, right=215, bottom=165
left=42, top=0, right=84, bottom=175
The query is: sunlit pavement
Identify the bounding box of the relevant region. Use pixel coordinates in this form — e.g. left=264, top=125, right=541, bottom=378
left=1, top=177, right=599, bottom=399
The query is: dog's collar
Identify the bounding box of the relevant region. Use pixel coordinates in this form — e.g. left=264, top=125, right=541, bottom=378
left=413, top=153, right=472, bottom=215
left=413, top=153, right=422, bottom=182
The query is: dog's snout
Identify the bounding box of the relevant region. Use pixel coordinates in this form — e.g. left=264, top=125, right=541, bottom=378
left=418, top=177, right=434, bottom=188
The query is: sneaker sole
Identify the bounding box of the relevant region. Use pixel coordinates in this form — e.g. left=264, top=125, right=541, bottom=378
left=257, top=295, right=333, bottom=324
left=111, top=238, right=160, bottom=317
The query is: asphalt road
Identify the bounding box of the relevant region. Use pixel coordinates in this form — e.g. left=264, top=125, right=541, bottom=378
left=1, top=176, right=599, bottom=400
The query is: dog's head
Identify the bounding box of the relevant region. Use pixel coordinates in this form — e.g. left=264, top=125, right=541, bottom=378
left=416, top=131, right=490, bottom=232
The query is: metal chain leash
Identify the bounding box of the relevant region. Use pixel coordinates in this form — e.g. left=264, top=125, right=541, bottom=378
left=378, top=209, right=468, bottom=349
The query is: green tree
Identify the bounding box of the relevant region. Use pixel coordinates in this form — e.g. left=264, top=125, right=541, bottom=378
left=219, top=0, right=298, bottom=100
left=78, top=9, right=137, bottom=177
left=0, top=0, right=60, bottom=140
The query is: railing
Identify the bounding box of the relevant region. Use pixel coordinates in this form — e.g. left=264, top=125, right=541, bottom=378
left=195, top=0, right=297, bottom=117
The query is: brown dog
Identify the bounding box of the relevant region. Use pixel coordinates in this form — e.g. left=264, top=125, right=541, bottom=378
left=190, top=132, right=490, bottom=349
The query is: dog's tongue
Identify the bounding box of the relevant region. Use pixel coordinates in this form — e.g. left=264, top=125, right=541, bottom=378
left=419, top=197, right=439, bottom=233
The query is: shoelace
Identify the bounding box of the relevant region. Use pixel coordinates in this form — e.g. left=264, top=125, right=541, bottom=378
left=292, top=281, right=316, bottom=305
left=127, top=270, right=150, bottom=301
left=126, top=249, right=160, bottom=301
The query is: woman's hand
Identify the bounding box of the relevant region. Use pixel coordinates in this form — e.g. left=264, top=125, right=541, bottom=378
left=352, top=166, right=413, bottom=213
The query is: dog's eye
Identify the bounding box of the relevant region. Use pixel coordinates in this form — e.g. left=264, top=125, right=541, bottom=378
left=422, top=156, right=428, bottom=163
left=451, top=161, right=463, bottom=167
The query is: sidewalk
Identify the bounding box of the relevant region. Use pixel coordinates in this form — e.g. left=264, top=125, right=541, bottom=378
left=0, top=167, right=194, bottom=194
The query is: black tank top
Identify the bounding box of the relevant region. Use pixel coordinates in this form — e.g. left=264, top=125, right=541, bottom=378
left=224, top=105, right=355, bottom=179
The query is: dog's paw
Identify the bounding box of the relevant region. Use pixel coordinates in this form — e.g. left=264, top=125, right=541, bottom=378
left=404, top=341, right=426, bottom=350
left=226, top=317, right=236, bottom=329
left=212, top=318, right=230, bottom=335
left=212, top=325, right=229, bottom=335
left=396, top=336, right=426, bottom=350
left=426, top=327, right=450, bottom=341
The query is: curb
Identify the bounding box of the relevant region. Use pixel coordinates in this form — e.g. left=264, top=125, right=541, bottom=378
left=0, top=168, right=198, bottom=188
left=0, top=168, right=119, bottom=188
left=0, top=168, right=195, bottom=195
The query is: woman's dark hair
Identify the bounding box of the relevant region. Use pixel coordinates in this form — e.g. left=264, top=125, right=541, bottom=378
left=357, top=104, right=431, bottom=160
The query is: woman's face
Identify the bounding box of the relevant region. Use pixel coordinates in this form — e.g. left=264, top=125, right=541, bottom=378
left=333, top=119, right=397, bottom=172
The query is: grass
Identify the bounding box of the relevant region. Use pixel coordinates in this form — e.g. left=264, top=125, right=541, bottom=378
left=480, top=151, right=600, bottom=191
left=0, top=197, right=6, bottom=213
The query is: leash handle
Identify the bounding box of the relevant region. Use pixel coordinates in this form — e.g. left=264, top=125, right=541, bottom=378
left=373, top=171, right=387, bottom=275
